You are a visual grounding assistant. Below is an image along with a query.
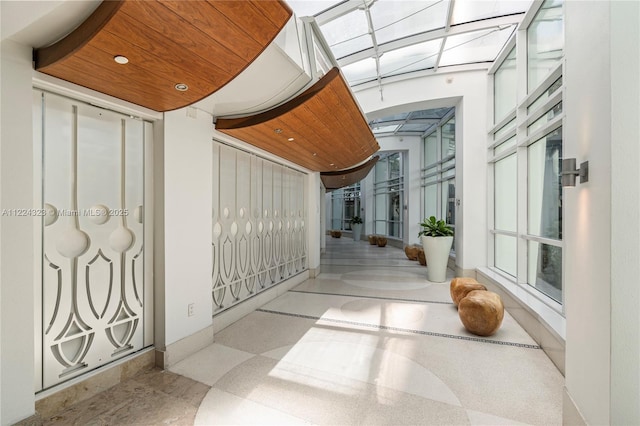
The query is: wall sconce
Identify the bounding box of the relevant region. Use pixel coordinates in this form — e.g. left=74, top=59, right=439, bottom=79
left=561, top=158, right=589, bottom=187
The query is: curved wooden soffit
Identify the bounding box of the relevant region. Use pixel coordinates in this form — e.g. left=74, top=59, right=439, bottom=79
left=34, top=0, right=292, bottom=112
left=216, top=68, right=380, bottom=172
left=321, top=155, right=379, bottom=191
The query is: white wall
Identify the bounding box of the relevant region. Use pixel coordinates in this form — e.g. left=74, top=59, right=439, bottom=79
left=563, top=2, right=612, bottom=424
left=355, top=70, right=488, bottom=272
left=610, top=2, right=640, bottom=425
left=161, top=109, right=214, bottom=346
left=0, top=39, right=36, bottom=425
left=307, top=172, right=322, bottom=273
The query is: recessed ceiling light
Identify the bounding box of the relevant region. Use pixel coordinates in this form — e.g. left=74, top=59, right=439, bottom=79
left=175, top=83, right=189, bottom=91
left=288, top=137, right=294, bottom=141
left=329, top=163, right=334, bottom=166
left=274, top=128, right=283, bottom=134
left=114, top=55, right=129, bottom=64
left=313, top=153, right=317, bottom=156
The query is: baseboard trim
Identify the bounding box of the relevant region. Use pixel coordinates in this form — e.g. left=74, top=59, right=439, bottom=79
left=563, top=387, right=587, bottom=425
left=35, top=348, right=155, bottom=418
left=157, top=325, right=215, bottom=369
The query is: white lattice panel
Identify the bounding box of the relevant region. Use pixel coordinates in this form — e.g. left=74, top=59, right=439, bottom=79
left=212, top=143, right=307, bottom=314
left=39, top=92, right=145, bottom=389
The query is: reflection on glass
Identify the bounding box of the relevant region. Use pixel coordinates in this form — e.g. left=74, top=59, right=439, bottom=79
left=494, top=137, right=516, bottom=155
left=528, top=128, right=562, bottom=240
left=440, top=26, right=515, bottom=67
left=528, top=77, right=563, bottom=113
left=495, top=154, right=517, bottom=232
left=373, top=152, right=404, bottom=239
left=527, top=0, right=564, bottom=91
left=424, top=184, right=437, bottom=219
left=495, top=234, right=517, bottom=277
left=528, top=102, right=563, bottom=135
left=371, top=0, right=448, bottom=45
left=442, top=179, right=455, bottom=226
left=441, top=117, right=455, bottom=158
left=494, top=47, right=517, bottom=123
left=320, top=9, right=371, bottom=59
left=495, top=119, right=516, bottom=140
left=528, top=240, right=562, bottom=303
left=424, top=133, right=438, bottom=165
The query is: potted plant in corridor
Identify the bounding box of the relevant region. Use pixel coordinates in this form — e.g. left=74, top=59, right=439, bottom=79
left=351, top=216, right=363, bottom=241
left=419, top=216, right=454, bottom=282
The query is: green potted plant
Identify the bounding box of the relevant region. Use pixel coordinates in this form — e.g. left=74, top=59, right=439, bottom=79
left=418, top=216, right=454, bottom=282
left=351, top=216, right=363, bottom=241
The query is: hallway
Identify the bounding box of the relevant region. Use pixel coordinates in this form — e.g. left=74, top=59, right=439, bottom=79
left=32, top=238, right=563, bottom=425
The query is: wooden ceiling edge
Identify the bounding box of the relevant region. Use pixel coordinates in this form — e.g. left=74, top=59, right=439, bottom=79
left=216, top=67, right=341, bottom=129
left=34, top=1, right=124, bottom=70
left=320, top=155, right=380, bottom=176
left=321, top=156, right=380, bottom=191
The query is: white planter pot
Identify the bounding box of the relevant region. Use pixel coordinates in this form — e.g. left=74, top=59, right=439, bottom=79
left=352, top=223, right=362, bottom=241
left=421, top=235, right=453, bottom=282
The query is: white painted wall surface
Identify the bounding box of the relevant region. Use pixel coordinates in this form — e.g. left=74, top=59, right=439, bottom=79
left=307, top=172, right=321, bottom=272
left=0, top=39, right=36, bottom=425
left=610, top=2, right=640, bottom=424
left=355, top=70, right=488, bottom=271
left=162, top=109, right=213, bottom=345
left=563, top=2, right=612, bottom=424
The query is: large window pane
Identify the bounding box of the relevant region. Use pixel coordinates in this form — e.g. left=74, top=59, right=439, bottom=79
left=528, top=0, right=564, bottom=91
left=495, top=234, right=517, bottom=277
left=424, top=133, right=437, bottom=165
left=424, top=184, right=437, bottom=218
left=495, top=154, right=517, bottom=232
left=528, top=128, right=562, bottom=240
left=494, top=47, right=517, bottom=123
left=528, top=240, right=562, bottom=303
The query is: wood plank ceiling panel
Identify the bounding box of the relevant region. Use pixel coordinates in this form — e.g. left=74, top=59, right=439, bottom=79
left=34, top=0, right=292, bottom=112
left=216, top=68, right=380, bottom=172
left=321, top=156, right=379, bottom=191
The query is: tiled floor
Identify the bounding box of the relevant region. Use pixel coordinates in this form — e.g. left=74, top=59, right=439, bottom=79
left=30, top=237, right=564, bottom=425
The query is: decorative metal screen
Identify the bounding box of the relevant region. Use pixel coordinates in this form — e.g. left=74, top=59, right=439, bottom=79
left=212, top=143, right=307, bottom=314
left=38, top=91, right=146, bottom=389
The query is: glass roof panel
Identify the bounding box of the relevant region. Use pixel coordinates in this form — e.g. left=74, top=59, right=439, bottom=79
left=370, top=0, right=449, bottom=45
left=451, top=0, right=532, bottom=25
left=439, top=25, right=516, bottom=67
left=287, top=0, right=342, bottom=18
left=409, top=108, right=453, bottom=119
left=372, top=124, right=401, bottom=134
left=320, top=9, right=371, bottom=59
left=379, top=39, right=442, bottom=78
left=375, top=113, right=411, bottom=123
left=341, top=57, right=377, bottom=86
left=398, top=122, right=435, bottom=132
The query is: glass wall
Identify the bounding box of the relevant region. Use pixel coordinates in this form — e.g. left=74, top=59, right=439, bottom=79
left=329, top=184, right=362, bottom=230
left=489, top=0, right=564, bottom=308
left=373, top=153, right=403, bottom=238
left=421, top=112, right=456, bottom=249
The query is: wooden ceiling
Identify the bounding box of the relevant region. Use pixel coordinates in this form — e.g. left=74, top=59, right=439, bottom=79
left=321, top=156, right=379, bottom=191
left=33, top=0, right=292, bottom=112
left=216, top=68, right=380, bottom=172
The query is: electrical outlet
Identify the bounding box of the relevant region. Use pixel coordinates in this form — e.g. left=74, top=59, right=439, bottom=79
left=188, top=303, right=195, bottom=317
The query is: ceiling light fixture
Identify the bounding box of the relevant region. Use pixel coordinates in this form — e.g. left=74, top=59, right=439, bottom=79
left=274, top=128, right=283, bottom=134
left=114, top=55, right=129, bottom=64
left=175, top=83, right=189, bottom=91
left=288, top=137, right=295, bottom=141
